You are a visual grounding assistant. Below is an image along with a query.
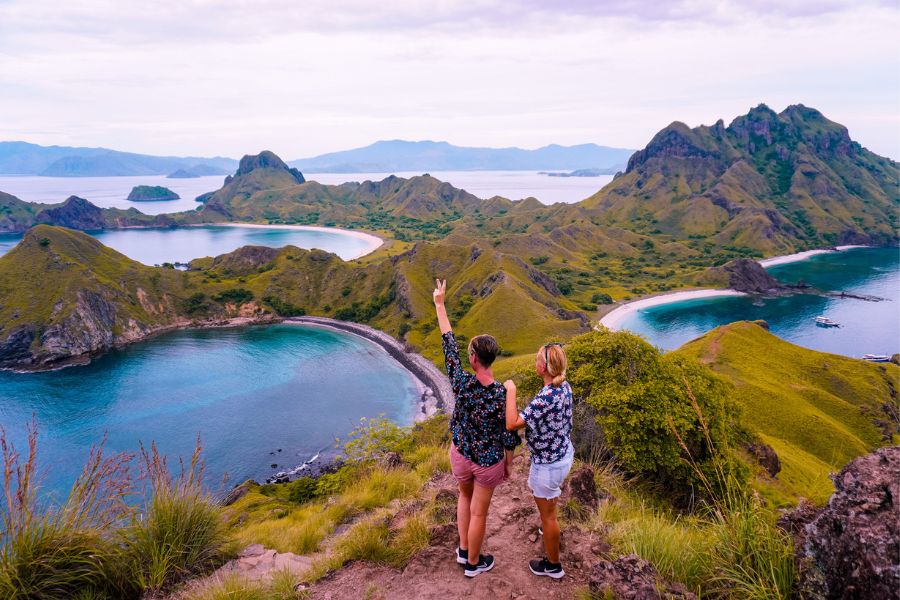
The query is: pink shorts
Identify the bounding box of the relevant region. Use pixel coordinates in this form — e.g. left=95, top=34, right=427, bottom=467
left=450, top=444, right=506, bottom=489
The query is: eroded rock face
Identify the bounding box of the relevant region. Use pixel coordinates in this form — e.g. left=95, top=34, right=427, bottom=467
left=589, top=554, right=697, bottom=599
left=35, top=196, right=106, bottom=230
left=793, top=446, right=900, bottom=599
left=721, top=258, right=782, bottom=293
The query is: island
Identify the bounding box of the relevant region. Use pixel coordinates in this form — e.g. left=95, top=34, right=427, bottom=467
left=126, top=185, right=181, bottom=202
left=538, top=167, right=617, bottom=177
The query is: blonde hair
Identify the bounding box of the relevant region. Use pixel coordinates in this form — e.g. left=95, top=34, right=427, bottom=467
left=538, top=343, right=567, bottom=386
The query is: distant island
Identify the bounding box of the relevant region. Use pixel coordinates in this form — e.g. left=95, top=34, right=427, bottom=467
left=538, top=167, right=618, bottom=177
left=167, top=165, right=229, bottom=178
left=127, top=185, right=180, bottom=202
left=289, top=140, right=635, bottom=173
left=0, top=141, right=237, bottom=177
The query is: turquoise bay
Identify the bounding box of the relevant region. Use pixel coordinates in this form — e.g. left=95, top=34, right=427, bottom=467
left=0, top=324, right=418, bottom=500
left=620, top=247, right=899, bottom=357
left=0, top=224, right=380, bottom=264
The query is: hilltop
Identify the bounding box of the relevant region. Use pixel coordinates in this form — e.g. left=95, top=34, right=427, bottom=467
left=674, top=320, right=898, bottom=503
left=289, top=140, right=634, bottom=173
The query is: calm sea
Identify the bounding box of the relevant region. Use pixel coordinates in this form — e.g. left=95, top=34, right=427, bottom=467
left=0, top=171, right=610, bottom=210
left=619, top=247, right=900, bottom=358
left=0, top=324, right=418, bottom=500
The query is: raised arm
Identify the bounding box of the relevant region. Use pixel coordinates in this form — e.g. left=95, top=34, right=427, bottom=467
left=504, top=380, right=526, bottom=430
left=433, top=279, right=452, bottom=334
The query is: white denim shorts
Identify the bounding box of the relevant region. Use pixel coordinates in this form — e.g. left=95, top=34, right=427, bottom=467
left=527, top=442, right=575, bottom=500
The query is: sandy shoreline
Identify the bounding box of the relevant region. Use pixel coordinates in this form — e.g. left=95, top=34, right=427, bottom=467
left=284, top=316, right=454, bottom=423
left=599, top=289, right=746, bottom=330
left=601, top=245, right=871, bottom=331
left=757, top=245, right=868, bottom=268
left=209, top=222, right=384, bottom=260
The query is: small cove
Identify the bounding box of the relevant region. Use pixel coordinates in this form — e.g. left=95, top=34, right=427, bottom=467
left=0, top=324, right=419, bottom=500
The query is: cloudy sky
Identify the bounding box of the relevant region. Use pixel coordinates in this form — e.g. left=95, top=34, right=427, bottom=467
left=1, top=0, right=898, bottom=159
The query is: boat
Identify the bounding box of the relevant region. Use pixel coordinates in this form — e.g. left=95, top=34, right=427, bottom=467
left=814, top=316, right=840, bottom=327
left=862, top=354, right=891, bottom=362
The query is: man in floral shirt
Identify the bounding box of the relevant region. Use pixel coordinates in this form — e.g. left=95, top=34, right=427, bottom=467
left=434, top=278, right=520, bottom=578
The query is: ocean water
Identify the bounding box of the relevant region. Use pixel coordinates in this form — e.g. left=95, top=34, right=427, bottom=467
left=619, top=247, right=900, bottom=358
left=0, top=171, right=611, bottom=209
left=0, top=324, right=419, bottom=501
left=0, top=224, right=378, bottom=264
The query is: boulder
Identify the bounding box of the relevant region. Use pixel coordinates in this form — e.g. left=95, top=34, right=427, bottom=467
left=793, top=446, right=899, bottom=599
left=223, top=479, right=258, bottom=506
left=745, top=442, right=781, bottom=477
left=589, top=554, right=697, bottom=599
left=563, top=464, right=606, bottom=508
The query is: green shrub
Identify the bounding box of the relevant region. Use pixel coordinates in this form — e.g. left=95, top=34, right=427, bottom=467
left=184, top=293, right=210, bottom=315
left=591, top=292, right=614, bottom=304
left=565, top=329, right=745, bottom=499
left=262, top=295, right=305, bottom=317
left=213, top=288, right=253, bottom=305
left=288, top=477, right=318, bottom=504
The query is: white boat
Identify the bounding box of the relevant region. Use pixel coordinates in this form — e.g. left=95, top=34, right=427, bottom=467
left=814, top=316, right=840, bottom=327
left=862, top=354, right=890, bottom=362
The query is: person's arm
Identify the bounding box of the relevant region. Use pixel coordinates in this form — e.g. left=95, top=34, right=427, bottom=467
left=433, top=279, right=452, bottom=334
left=504, top=380, right=526, bottom=430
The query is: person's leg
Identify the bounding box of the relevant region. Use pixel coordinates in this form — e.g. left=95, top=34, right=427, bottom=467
left=457, top=479, right=474, bottom=551
left=467, top=483, right=495, bottom=565
left=534, top=496, right=561, bottom=563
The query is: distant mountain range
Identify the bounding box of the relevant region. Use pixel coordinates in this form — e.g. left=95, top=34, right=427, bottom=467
left=288, top=140, right=635, bottom=173
left=0, top=140, right=635, bottom=177
left=0, top=142, right=236, bottom=177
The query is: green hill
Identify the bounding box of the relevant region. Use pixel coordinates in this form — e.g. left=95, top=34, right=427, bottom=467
left=674, top=320, right=899, bottom=502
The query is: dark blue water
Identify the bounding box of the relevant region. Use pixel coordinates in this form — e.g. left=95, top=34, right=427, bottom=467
left=620, top=247, right=900, bottom=357
left=0, top=324, right=417, bottom=502
left=0, top=224, right=379, bottom=265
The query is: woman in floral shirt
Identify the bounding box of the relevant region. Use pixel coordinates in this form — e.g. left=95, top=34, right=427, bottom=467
left=504, top=342, right=574, bottom=579
left=433, top=279, right=520, bottom=578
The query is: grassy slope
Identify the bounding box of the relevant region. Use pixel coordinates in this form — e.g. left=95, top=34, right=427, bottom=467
left=675, top=321, right=899, bottom=502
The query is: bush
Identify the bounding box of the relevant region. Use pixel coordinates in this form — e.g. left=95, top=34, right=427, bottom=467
left=184, top=293, right=210, bottom=316
left=565, top=329, right=745, bottom=499
left=262, top=295, right=305, bottom=317
left=212, top=288, right=253, bottom=305
left=591, top=292, right=614, bottom=305
left=287, top=477, right=318, bottom=504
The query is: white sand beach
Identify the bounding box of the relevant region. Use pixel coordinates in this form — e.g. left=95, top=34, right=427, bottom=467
left=758, top=245, right=869, bottom=268
left=599, top=289, right=746, bottom=331
left=216, top=222, right=384, bottom=260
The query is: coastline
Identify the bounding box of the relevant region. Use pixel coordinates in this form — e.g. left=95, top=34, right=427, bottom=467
left=758, top=245, right=868, bottom=268
left=600, top=245, right=871, bottom=331
left=211, top=222, right=384, bottom=260
left=284, top=316, right=454, bottom=422
left=599, top=289, right=746, bottom=331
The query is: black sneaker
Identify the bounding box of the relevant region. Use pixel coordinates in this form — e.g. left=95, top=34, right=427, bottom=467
left=456, top=547, right=468, bottom=565
left=529, top=557, right=565, bottom=579
left=464, top=554, right=495, bottom=577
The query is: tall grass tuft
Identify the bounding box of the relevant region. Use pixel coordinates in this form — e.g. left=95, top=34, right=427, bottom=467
left=124, top=438, right=226, bottom=593
left=0, top=423, right=134, bottom=599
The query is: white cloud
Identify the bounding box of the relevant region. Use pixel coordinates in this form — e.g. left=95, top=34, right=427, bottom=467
left=0, top=0, right=897, bottom=159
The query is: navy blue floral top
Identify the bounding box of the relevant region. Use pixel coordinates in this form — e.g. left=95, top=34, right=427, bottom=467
left=520, top=381, right=574, bottom=464
left=442, top=332, right=520, bottom=467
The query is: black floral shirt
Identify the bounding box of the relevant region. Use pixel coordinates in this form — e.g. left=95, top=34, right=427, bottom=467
left=521, top=381, right=574, bottom=464
left=442, top=332, right=520, bottom=467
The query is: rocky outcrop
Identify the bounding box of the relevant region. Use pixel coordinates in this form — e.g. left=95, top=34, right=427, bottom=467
left=235, top=150, right=305, bottom=184
left=706, top=257, right=784, bottom=294
left=35, top=196, right=106, bottom=230
left=589, top=554, right=697, bottom=599
left=745, top=442, right=781, bottom=477
left=787, top=446, right=899, bottom=599
left=204, top=245, right=281, bottom=276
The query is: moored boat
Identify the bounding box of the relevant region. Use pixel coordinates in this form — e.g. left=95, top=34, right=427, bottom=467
left=862, top=354, right=890, bottom=362
left=814, top=316, right=840, bottom=327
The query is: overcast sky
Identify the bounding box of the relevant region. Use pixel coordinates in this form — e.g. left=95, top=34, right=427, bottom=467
left=1, top=0, right=898, bottom=160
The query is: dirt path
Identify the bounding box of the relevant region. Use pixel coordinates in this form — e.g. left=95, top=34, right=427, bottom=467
left=308, top=453, right=603, bottom=599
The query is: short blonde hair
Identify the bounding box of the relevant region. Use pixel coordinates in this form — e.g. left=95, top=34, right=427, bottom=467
left=538, top=343, right=567, bottom=386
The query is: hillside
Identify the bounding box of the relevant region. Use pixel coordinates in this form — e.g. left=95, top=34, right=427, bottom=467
left=289, top=140, right=635, bottom=173
left=675, top=320, right=899, bottom=503
left=0, top=141, right=237, bottom=176
left=580, top=104, right=899, bottom=254
left=0, top=225, right=586, bottom=370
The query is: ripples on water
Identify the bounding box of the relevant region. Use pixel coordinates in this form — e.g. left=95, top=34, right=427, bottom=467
left=0, top=325, right=418, bottom=500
